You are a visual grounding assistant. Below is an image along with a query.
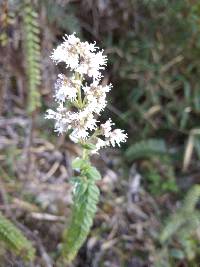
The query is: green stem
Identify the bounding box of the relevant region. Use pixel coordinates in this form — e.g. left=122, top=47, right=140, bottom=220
left=82, top=149, right=89, bottom=160
left=88, top=128, right=101, bottom=142
left=75, top=72, right=83, bottom=108
left=77, top=87, right=82, bottom=107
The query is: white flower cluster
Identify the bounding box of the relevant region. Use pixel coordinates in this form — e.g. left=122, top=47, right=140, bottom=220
left=45, top=33, right=127, bottom=152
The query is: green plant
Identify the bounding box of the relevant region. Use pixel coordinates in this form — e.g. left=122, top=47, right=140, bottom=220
left=96, top=0, right=200, bottom=164
left=22, top=0, right=41, bottom=113
left=0, top=212, right=35, bottom=261
left=0, top=1, right=12, bottom=47
left=158, top=185, right=200, bottom=264
left=61, top=158, right=100, bottom=262
left=46, top=34, right=127, bottom=263
left=125, top=138, right=167, bottom=161
left=125, top=139, right=177, bottom=195
left=142, top=157, right=178, bottom=196
left=0, top=0, right=41, bottom=112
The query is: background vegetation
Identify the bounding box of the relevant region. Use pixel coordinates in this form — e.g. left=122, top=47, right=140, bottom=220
left=0, top=0, right=200, bottom=266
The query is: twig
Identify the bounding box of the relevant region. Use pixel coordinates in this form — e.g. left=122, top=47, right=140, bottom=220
left=30, top=212, right=65, bottom=222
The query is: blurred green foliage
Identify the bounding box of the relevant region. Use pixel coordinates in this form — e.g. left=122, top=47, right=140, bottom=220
left=142, top=156, right=178, bottom=196
left=107, top=0, right=200, bottom=135
left=156, top=185, right=200, bottom=266
left=0, top=212, right=35, bottom=262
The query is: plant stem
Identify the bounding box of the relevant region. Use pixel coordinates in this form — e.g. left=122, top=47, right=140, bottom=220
left=75, top=72, right=83, bottom=108
left=82, top=149, right=89, bottom=160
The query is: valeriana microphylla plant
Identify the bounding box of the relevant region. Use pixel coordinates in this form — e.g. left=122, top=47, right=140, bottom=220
left=45, top=33, right=127, bottom=263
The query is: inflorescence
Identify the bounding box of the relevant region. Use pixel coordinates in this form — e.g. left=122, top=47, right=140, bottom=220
left=45, top=33, right=127, bottom=153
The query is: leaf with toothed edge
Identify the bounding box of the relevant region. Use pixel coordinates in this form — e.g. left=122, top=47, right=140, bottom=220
left=61, top=178, right=100, bottom=263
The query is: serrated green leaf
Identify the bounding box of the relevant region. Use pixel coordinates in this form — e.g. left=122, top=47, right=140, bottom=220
left=62, top=181, right=99, bottom=263
left=74, top=183, right=88, bottom=202
left=85, top=166, right=101, bottom=181
left=0, top=213, right=35, bottom=261
left=70, top=176, right=82, bottom=184
left=72, top=158, right=88, bottom=170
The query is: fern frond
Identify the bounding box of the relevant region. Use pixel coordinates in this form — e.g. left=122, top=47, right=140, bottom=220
left=62, top=179, right=99, bottom=262
left=22, top=0, right=41, bottom=113
left=160, top=212, right=185, bottom=243
left=0, top=212, right=35, bottom=261
left=158, top=185, right=200, bottom=264
left=160, top=185, right=200, bottom=244
left=0, top=1, right=9, bottom=47
left=125, top=138, right=167, bottom=161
